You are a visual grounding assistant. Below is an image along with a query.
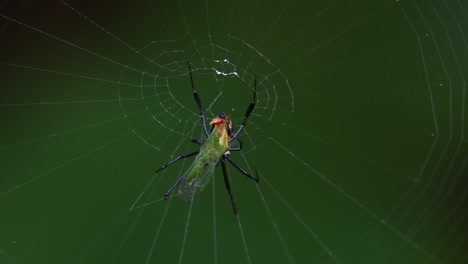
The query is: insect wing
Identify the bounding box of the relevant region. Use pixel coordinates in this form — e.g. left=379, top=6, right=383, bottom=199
left=178, top=159, right=217, bottom=202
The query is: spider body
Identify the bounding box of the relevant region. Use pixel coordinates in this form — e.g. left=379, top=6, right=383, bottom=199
left=155, top=61, right=258, bottom=215
left=177, top=113, right=231, bottom=202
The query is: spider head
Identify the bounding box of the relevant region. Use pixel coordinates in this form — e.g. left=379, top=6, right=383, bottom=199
left=210, top=109, right=233, bottom=125
left=210, top=110, right=234, bottom=138
left=210, top=113, right=226, bottom=125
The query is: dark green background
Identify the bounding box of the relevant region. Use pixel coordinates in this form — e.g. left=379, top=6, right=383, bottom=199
left=1, top=0, right=467, bottom=263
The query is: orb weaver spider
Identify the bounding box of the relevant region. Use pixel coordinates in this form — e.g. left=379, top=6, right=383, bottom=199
left=155, top=61, right=259, bottom=215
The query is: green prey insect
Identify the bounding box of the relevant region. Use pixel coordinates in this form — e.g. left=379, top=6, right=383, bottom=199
left=155, top=61, right=259, bottom=215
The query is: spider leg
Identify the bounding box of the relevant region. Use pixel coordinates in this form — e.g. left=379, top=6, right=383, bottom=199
left=230, top=74, right=257, bottom=142
left=155, top=151, right=198, bottom=173
left=220, top=158, right=238, bottom=215
left=224, top=155, right=259, bottom=183
left=187, top=61, right=210, bottom=137
left=228, top=139, right=243, bottom=152
left=164, top=171, right=188, bottom=199
left=191, top=139, right=203, bottom=145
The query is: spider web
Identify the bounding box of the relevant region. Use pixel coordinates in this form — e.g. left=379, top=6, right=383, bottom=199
left=0, top=0, right=467, bottom=263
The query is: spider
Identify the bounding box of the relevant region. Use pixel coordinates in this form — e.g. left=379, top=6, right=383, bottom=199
left=155, top=61, right=259, bottom=215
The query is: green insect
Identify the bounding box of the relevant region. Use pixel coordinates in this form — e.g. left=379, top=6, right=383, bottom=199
left=155, top=61, right=259, bottom=215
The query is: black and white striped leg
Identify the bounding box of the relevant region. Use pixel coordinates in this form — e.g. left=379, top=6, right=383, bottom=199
left=155, top=151, right=198, bottom=173
left=164, top=173, right=187, bottom=199
left=230, top=74, right=257, bottom=142
left=187, top=61, right=210, bottom=137
left=220, top=158, right=238, bottom=215
left=224, top=155, right=259, bottom=183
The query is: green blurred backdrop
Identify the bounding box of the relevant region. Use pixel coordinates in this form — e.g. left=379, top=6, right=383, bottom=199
left=1, top=0, right=467, bottom=263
